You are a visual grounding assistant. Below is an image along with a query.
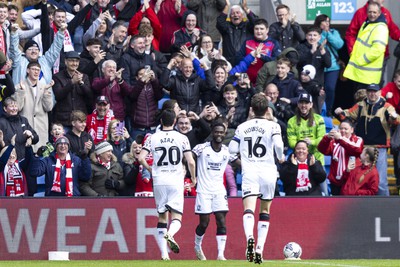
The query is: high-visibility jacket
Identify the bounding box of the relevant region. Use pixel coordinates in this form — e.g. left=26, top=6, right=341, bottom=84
left=344, top=16, right=388, bottom=84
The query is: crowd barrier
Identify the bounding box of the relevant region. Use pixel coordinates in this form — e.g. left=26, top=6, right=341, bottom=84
left=0, top=197, right=399, bottom=260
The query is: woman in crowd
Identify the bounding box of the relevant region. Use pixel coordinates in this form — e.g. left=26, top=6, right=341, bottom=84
left=318, top=119, right=363, bottom=195
left=80, top=141, right=124, bottom=197
left=279, top=140, right=326, bottom=196
left=83, top=10, right=114, bottom=46
left=341, top=147, right=379, bottom=196
left=107, top=119, right=133, bottom=163
left=192, top=34, right=231, bottom=71
left=314, top=14, right=344, bottom=116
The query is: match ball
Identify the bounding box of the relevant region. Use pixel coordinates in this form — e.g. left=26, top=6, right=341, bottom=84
left=283, top=242, right=302, bottom=260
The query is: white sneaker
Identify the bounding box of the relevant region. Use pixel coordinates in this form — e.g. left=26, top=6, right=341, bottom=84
left=217, top=255, right=227, bottom=260
left=195, top=247, right=206, bottom=260
left=161, top=256, right=170, bottom=261
left=164, top=233, right=180, bottom=253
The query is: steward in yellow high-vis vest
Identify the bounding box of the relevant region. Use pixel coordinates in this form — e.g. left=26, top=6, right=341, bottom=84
left=344, top=2, right=388, bottom=85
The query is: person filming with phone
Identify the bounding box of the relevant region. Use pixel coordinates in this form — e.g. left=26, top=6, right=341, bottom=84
left=317, top=119, right=364, bottom=195
left=107, top=119, right=133, bottom=164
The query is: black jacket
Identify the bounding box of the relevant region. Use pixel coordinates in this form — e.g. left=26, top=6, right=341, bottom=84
left=0, top=114, right=39, bottom=159
left=296, top=42, right=332, bottom=85
left=160, top=68, right=215, bottom=114
left=52, top=70, right=93, bottom=126
left=119, top=47, right=157, bottom=86
left=216, top=11, right=258, bottom=65
left=279, top=153, right=326, bottom=196
left=78, top=49, right=103, bottom=81
left=65, top=130, right=94, bottom=159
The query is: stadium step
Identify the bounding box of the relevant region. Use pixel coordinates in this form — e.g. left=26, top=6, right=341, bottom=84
left=387, top=154, right=398, bottom=195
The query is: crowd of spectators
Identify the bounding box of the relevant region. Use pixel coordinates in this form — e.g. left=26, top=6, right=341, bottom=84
left=0, top=0, right=399, bottom=197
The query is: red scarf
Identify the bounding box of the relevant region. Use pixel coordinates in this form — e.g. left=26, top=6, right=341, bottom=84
left=97, top=156, right=111, bottom=170
left=332, top=142, right=346, bottom=180
left=5, top=162, right=25, bottom=197
left=88, top=109, right=113, bottom=144
left=51, top=153, right=73, bottom=197
left=296, top=162, right=312, bottom=192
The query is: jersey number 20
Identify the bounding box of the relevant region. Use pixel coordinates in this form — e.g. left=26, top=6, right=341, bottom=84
left=155, top=146, right=181, bottom=166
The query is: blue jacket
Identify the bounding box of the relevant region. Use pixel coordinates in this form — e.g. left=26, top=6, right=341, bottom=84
left=30, top=152, right=91, bottom=196
left=320, top=28, right=344, bottom=72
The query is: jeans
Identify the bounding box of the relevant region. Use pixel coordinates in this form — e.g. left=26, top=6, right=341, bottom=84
left=324, top=70, right=340, bottom=113
left=73, top=26, right=84, bottom=53
left=377, top=148, right=389, bottom=196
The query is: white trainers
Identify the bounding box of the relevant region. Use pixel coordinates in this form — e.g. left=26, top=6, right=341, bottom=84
left=161, top=256, right=170, bottom=261
left=164, top=233, right=180, bottom=253
left=217, top=255, right=227, bottom=260
left=246, top=237, right=255, bottom=262
left=195, top=247, right=206, bottom=260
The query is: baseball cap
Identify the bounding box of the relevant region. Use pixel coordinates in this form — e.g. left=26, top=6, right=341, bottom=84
left=366, top=83, right=380, bottom=91
left=96, top=96, right=109, bottom=105
left=302, top=65, right=316, bottom=80
left=65, top=51, right=80, bottom=59
left=24, top=40, right=40, bottom=52
left=298, top=93, right=313, bottom=103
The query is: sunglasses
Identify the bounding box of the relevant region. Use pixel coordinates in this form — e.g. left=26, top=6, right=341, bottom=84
left=301, top=70, right=311, bottom=76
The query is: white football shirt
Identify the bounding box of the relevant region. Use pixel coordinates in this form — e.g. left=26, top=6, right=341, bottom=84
left=143, top=130, right=191, bottom=186
left=193, top=142, right=231, bottom=194
left=230, top=118, right=283, bottom=178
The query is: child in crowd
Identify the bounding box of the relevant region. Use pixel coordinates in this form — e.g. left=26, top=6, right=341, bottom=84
left=37, top=122, right=64, bottom=157
left=65, top=110, right=94, bottom=159
left=270, top=58, right=304, bottom=109
left=299, top=64, right=325, bottom=114
left=341, top=147, right=379, bottom=196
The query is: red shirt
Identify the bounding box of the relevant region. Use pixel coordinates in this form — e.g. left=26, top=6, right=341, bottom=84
left=381, top=82, right=400, bottom=114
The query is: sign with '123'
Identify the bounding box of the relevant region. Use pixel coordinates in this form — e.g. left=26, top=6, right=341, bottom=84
left=306, top=0, right=356, bottom=21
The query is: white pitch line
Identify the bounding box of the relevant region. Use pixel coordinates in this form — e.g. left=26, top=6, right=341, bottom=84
left=264, top=261, right=366, bottom=267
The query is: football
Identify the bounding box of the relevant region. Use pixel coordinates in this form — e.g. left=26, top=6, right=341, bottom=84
left=283, top=242, right=302, bottom=260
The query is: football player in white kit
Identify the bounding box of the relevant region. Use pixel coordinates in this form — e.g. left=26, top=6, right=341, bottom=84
left=192, top=121, right=231, bottom=261
left=139, top=109, right=196, bottom=260
left=229, top=93, right=285, bottom=264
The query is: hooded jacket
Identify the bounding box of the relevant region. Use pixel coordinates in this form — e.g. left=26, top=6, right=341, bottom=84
left=170, top=10, right=207, bottom=54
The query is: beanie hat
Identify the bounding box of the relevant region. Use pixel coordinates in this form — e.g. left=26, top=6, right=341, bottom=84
left=24, top=40, right=40, bottom=52
left=55, top=136, right=70, bottom=148
left=302, top=65, right=316, bottom=80
left=95, top=141, right=113, bottom=155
